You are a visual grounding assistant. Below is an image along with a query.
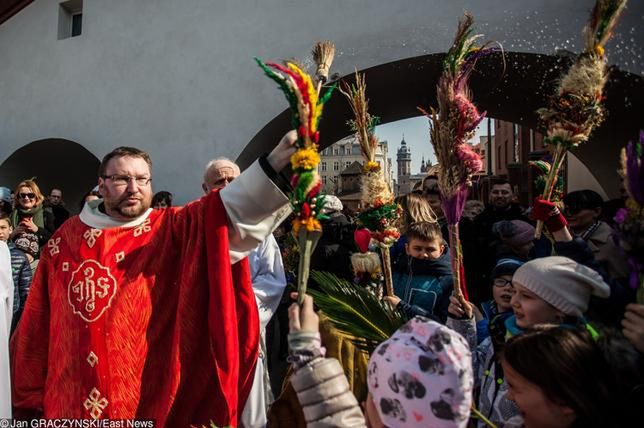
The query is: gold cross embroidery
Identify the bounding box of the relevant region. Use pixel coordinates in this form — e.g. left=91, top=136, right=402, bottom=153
left=83, top=229, right=103, bottom=248
left=133, top=218, right=152, bottom=237
left=83, top=387, right=108, bottom=420
left=48, top=237, right=61, bottom=256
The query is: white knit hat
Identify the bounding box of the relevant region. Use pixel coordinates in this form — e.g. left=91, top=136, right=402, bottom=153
left=321, top=195, right=343, bottom=214
left=512, top=256, right=610, bottom=318
left=368, top=317, right=473, bottom=428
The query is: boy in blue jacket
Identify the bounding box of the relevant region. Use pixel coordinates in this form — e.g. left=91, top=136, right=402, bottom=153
left=385, top=221, right=453, bottom=322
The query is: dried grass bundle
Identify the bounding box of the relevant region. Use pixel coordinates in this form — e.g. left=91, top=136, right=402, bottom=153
left=312, top=40, right=336, bottom=90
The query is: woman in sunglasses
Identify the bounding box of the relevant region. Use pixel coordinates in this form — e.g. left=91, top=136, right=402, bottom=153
left=10, top=179, right=55, bottom=260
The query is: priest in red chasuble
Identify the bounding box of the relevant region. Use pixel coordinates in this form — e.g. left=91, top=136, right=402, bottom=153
left=11, top=132, right=296, bottom=427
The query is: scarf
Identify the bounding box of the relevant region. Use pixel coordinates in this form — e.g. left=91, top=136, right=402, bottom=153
left=10, top=204, right=44, bottom=229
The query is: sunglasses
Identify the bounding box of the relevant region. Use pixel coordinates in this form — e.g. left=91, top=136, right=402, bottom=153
left=19, top=192, right=36, bottom=199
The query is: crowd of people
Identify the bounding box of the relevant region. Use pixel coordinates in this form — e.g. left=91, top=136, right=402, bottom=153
left=0, top=134, right=642, bottom=427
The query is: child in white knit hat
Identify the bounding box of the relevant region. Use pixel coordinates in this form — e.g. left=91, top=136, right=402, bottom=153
left=447, top=256, right=611, bottom=428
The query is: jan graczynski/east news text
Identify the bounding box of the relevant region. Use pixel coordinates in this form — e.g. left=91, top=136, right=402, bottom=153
left=0, top=420, right=155, bottom=428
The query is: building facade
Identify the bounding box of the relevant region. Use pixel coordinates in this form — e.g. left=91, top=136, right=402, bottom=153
left=319, top=135, right=392, bottom=195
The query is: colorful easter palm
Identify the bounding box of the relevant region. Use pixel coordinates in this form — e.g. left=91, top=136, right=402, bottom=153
left=256, top=42, right=336, bottom=304
left=339, top=72, right=401, bottom=297
left=419, top=12, right=494, bottom=312
left=535, top=0, right=627, bottom=238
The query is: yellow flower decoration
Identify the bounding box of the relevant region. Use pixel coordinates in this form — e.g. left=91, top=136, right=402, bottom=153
left=364, top=161, right=380, bottom=172
left=594, top=45, right=605, bottom=58
left=291, top=147, right=320, bottom=171
left=292, top=217, right=322, bottom=234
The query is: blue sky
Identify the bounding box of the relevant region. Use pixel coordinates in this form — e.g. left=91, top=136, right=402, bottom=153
left=375, top=117, right=494, bottom=177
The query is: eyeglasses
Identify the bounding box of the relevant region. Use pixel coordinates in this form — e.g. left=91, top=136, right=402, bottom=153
left=19, top=192, right=36, bottom=199
left=493, top=278, right=513, bottom=288
left=102, top=175, right=152, bottom=187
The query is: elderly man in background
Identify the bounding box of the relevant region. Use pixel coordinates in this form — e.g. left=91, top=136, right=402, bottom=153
left=203, top=157, right=288, bottom=428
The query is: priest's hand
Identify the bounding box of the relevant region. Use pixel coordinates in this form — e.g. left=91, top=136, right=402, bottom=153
left=266, top=130, right=297, bottom=172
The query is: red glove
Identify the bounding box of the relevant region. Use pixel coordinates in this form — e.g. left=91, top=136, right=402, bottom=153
left=532, top=199, right=568, bottom=232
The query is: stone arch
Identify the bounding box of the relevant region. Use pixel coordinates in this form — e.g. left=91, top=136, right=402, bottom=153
left=0, top=138, right=100, bottom=213
left=238, top=51, right=644, bottom=198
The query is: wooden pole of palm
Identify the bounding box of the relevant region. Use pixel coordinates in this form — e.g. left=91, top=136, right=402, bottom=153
left=339, top=72, right=401, bottom=297
left=255, top=52, right=336, bottom=305
left=534, top=0, right=627, bottom=238
left=419, top=12, right=494, bottom=316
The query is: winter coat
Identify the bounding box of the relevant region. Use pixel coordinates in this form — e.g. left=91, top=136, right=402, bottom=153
left=47, top=204, right=70, bottom=231
left=475, top=301, right=513, bottom=345
left=447, top=315, right=521, bottom=428
left=554, top=237, right=632, bottom=327
left=392, top=250, right=453, bottom=322
left=471, top=205, right=530, bottom=302
left=7, top=242, right=32, bottom=334
left=310, top=212, right=356, bottom=282
left=290, top=357, right=367, bottom=427
left=580, top=221, right=630, bottom=282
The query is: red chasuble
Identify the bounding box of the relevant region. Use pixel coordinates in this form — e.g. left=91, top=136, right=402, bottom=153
left=11, top=191, right=259, bottom=427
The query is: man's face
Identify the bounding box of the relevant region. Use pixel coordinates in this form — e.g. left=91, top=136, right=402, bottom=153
left=563, top=205, right=601, bottom=233
left=0, top=219, right=12, bottom=241
left=203, top=161, right=240, bottom=193
left=489, top=183, right=513, bottom=210
left=49, top=189, right=62, bottom=205
left=99, top=156, right=153, bottom=221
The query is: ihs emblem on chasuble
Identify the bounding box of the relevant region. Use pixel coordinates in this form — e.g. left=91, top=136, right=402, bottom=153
left=68, top=260, right=118, bottom=322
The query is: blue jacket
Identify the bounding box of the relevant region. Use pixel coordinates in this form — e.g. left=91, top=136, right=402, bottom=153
left=7, top=242, right=32, bottom=334
left=475, top=300, right=513, bottom=345
left=391, top=249, right=453, bottom=322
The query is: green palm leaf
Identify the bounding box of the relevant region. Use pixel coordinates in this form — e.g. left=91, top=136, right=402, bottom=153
left=308, top=270, right=406, bottom=352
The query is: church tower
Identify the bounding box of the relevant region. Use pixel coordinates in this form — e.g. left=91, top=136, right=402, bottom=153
left=396, top=135, right=411, bottom=180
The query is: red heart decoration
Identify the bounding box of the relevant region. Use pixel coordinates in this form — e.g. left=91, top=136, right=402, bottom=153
left=354, top=228, right=371, bottom=253
left=413, top=412, right=424, bottom=422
